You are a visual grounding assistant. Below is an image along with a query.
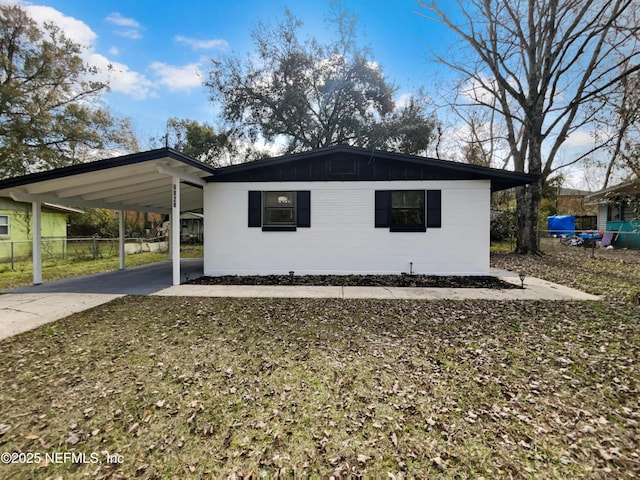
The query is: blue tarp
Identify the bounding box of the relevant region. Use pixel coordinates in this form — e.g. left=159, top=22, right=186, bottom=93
left=548, top=215, right=575, bottom=236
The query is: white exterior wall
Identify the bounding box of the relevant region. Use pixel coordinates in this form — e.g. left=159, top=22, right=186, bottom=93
left=203, top=180, right=491, bottom=276
left=597, top=204, right=608, bottom=232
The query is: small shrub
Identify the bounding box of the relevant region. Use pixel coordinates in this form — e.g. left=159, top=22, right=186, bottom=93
left=491, top=210, right=516, bottom=242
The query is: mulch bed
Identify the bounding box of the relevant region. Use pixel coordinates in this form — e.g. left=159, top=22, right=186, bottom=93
left=189, top=274, right=518, bottom=289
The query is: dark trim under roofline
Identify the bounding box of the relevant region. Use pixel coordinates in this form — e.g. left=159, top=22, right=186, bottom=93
left=0, top=147, right=216, bottom=190
left=207, top=144, right=539, bottom=192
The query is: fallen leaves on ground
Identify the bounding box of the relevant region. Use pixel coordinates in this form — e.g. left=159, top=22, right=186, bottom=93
left=0, top=294, right=638, bottom=479
left=491, top=240, right=640, bottom=305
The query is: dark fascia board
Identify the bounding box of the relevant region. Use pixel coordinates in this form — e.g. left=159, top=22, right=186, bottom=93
left=0, top=148, right=215, bottom=190
left=207, top=144, right=539, bottom=191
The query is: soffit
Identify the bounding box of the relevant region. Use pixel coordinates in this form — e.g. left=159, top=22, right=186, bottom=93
left=0, top=149, right=214, bottom=214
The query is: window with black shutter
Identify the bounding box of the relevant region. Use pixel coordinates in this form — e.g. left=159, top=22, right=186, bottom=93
left=375, top=189, right=441, bottom=232
left=426, top=190, right=442, bottom=228
left=248, top=191, right=310, bottom=231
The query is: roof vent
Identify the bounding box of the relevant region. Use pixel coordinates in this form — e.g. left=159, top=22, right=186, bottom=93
left=329, top=157, right=357, bottom=175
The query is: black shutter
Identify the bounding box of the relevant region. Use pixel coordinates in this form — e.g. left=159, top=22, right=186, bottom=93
left=375, top=190, right=390, bottom=227
left=427, top=190, right=442, bottom=228
left=297, top=191, right=311, bottom=227
left=248, top=191, right=262, bottom=227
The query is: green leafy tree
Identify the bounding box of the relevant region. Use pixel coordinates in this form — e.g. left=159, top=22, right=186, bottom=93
left=0, top=5, right=138, bottom=179
left=206, top=3, right=435, bottom=155
left=155, top=118, right=233, bottom=166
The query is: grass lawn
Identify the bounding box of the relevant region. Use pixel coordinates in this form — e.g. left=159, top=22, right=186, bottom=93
left=0, top=246, right=638, bottom=479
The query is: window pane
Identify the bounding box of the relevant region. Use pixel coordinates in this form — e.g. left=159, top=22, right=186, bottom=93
left=391, top=208, right=424, bottom=225
left=264, top=191, right=296, bottom=208
left=264, top=208, right=295, bottom=225
left=0, top=216, right=7, bottom=226
left=391, top=190, right=424, bottom=208
left=0, top=226, right=7, bottom=235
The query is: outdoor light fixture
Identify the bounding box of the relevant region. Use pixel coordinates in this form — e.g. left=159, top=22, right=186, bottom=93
left=289, top=270, right=295, bottom=284
left=519, top=272, right=526, bottom=289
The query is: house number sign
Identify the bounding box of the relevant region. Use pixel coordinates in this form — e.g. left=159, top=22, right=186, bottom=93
left=172, top=183, right=177, bottom=208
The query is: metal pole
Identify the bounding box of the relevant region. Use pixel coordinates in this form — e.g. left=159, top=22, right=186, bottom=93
left=118, top=210, right=126, bottom=270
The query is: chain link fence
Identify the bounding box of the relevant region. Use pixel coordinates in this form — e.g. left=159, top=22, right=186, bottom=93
left=0, top=236, right=169, bottom=271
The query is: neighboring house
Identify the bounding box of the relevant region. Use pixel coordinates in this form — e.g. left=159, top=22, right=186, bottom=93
left=158, top=212, right=204, bottom=243
left=0, top=145, right=538, bottom=284
left=556, top=187, right=597, bottom=215
left=180, top=212, right=203, bottom=243
left=586, top=178, right=640, bottom=249
left=0, top=198, right=82, bottom=260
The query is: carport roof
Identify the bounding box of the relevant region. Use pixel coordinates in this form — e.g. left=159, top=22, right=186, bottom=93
left=0, top=148, right=215, bottom=213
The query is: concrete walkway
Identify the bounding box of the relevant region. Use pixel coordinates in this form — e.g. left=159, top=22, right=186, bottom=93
left=0, top=261, right=599, bottom=341
left=155, top=275, right=599, bottom=301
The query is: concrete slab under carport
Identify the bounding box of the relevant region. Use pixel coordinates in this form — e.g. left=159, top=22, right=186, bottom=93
left=0, top=258, right=204, bottom=341
left=4, top=258, right=204, bottom=295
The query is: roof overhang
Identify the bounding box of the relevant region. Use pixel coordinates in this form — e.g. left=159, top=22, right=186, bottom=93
left=585, top=178, right=640, bottom=205
left=0, top=148, right=215, bottom=214
left=208, top=145, right=539, bottom=192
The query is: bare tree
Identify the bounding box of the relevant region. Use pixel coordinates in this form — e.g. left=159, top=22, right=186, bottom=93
left=419, top=0, right=640, bottom=254
left=451, top=98, right=512, bottom=169
left=602, top=68, right=640, bottom=185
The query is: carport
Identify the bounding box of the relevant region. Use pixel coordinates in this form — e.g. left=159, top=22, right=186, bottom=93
left=0, top=148, right=216, bottom=286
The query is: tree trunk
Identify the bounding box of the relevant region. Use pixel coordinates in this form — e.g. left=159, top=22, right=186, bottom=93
left=515, top=179, right=542, bottom=255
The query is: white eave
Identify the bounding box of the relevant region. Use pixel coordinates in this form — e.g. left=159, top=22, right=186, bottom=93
left=0, top=148, right=215, bottom=214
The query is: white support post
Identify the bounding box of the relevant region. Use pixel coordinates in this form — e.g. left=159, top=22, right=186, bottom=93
left=32, top=201, right=42, bottom=285
left=168, top=213, right=172, bottom=260
left=171, top=176, right=180, bottom=285
left=118, top=210, right=126, bottom=270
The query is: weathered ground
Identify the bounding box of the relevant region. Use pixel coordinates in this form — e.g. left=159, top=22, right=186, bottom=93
left=0, top=246, right=638, bottom=479
left=492, top=241, right=640, bottom=304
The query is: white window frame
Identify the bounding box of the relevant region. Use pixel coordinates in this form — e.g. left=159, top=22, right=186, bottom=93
left=0, top=214, right=9, bottom=237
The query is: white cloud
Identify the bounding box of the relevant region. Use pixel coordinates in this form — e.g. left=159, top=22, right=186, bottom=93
left=115, top=29, right=142, bottom=40
left=395, top=92, right=413, bottom=110
left=19, top=3, right=154, bottom=99
left=90, top=53, right=154, bottom=100
left=9, top=3, right=215, bottom=99
left=175, top=35, right=228, bottom=51
left=106, top=12, right=143, bottom=40
left=23, top=4, right=97, bottom=47
left=564, top=129, right=594, bottom=147
left=105, top=12, right=140, bottom=28
left=149, top=62, right=202, bottom=92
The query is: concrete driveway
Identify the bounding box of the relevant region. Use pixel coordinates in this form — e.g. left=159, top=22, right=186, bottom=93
left=0, top=258, right=203, bottom=340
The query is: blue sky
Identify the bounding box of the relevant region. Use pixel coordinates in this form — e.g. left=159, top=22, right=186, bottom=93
left=11, top=0, right=447, bottom=147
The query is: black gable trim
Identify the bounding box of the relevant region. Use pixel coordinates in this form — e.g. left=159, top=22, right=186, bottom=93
left=207, top=145, right=538, bottom=192
left=0, top=148, right=215, bottom=190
